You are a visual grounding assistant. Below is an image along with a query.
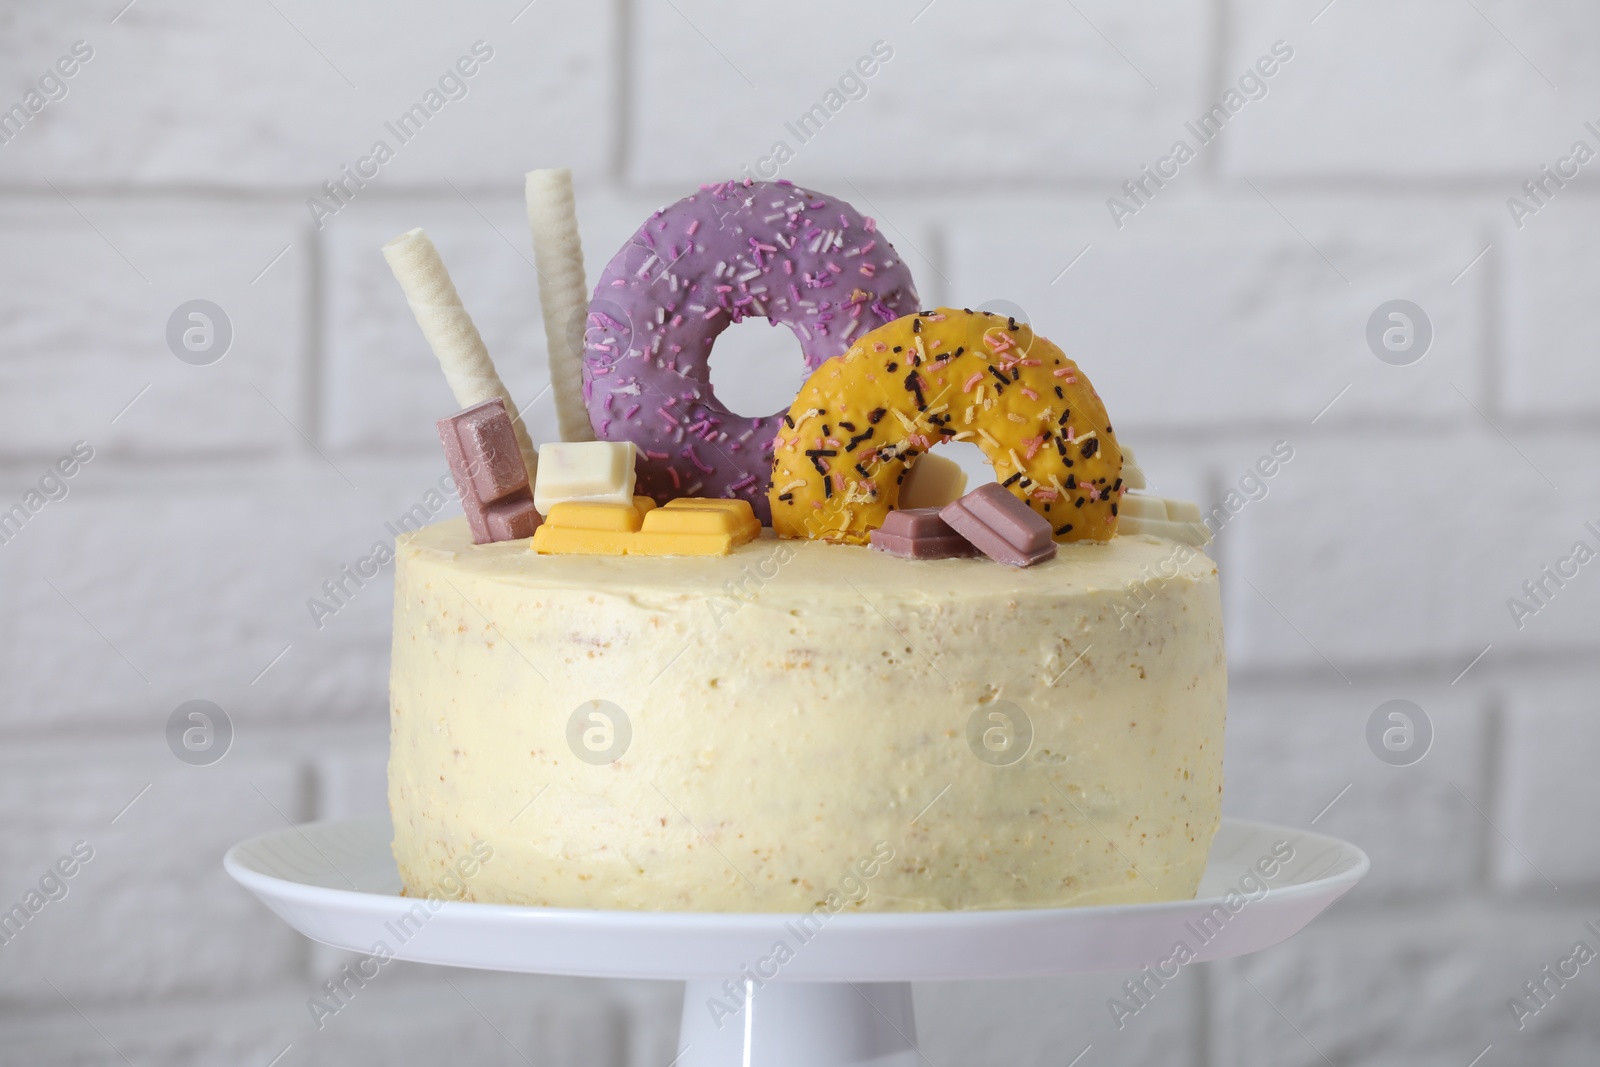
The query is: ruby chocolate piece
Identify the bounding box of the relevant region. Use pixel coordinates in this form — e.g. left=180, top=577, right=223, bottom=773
left=939, top=482, right=1057, bottom=567
left=437, top=398, right=541, bottom=544
left=869, top=508, right=981, bottom=560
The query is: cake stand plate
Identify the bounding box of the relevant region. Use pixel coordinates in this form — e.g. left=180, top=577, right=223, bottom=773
left=226, top=817, right=1365, bottom=1067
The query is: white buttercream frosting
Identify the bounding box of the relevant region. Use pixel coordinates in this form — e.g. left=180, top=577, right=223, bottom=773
left=389, top=518, right=1225, bottom=912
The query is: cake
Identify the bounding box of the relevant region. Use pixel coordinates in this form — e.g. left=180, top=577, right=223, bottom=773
left=383, top=174, right=1225, bottom=912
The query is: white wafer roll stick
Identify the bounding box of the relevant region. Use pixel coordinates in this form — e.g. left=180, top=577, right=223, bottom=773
left=382, top=227, right=538, bottom=480
left=525, top=168, right=596, bottom=442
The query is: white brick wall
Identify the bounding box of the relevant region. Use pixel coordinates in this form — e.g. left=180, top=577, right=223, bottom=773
left=3, top=0, right=1598, bottom=1063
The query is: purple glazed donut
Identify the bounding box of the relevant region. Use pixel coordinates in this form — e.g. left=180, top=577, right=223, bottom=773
left=582, top=179, right=919, bottom=523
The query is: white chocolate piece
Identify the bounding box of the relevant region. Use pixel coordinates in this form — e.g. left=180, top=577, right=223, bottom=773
left=1119, top=492, right=1212, bottom=546
left=525, top=168, right=595, bottom=443
left=532, top=441, right=637, bottom=515
left=899, top=452, right=969, bottom=510
left=1120, top=445, right=1147, bottom=490
left=382, top=227, right=538, bottom=480
left=1165, top=498, right=1203, bottom=523
left=1119, top=493, right=1167, bottom=520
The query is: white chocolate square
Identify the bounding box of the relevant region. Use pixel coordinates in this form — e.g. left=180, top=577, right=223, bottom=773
left=532, top=441, right=637, bottom=515
left=899, top=452, right=969, bottom=510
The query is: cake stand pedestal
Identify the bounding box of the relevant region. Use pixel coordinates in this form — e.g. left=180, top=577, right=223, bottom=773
left=226, top=817, right=1365, bottom=1067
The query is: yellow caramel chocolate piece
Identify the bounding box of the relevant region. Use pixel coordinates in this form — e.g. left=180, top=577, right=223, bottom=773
left=769, top=308, right=1123, bottom=544
left=898, top=451, right=968, bottom=509
left=531, top=497, right=759, bottom=556
left=531, top=501, right=643, bottom=555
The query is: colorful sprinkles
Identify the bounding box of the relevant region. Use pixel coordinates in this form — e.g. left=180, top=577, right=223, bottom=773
left=769, top=308, right=1123, bottom=544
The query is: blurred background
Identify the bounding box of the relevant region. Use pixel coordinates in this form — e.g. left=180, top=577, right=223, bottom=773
left=2, top=0, right=1598, bottom=1063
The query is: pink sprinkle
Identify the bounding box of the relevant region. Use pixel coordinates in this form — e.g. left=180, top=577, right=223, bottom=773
left=859, top=263, right=877, bottom=277
left=1032, top=488, right=1059, bottom=501
left=715, top=284, right=734, bottom=293
left=624, top=403, right=641, bottom=419
left=1053, top=367, right=1077, bottom=380
left=1020, top=358, right=1041, bottom=366
left=667, top=466, right=681, bottom=489
left=611, top=278, right=626, bottom=286
left=703, top=307, right=722, bottom=319
left=874, top=342, right=888, bottom=352
left=783, top=260, right=794, bottom=275
left=644, top=449, right=669, bottom=461
left=826, top=262, right=842, bottom=274
left=864, top=217, right=877, bottom=233
left=1020, top=387, right=1039, bottom=401
left=686, top=219, right=700, bottom=236
left=962, top=372, right=983, bottom=391
left=658, top=406, right=679, bottom=426
left=599, top=418, right=611, bottom=435
left=670, top=314, right=683, bottom=327
left=1023, top=436, right=1042, bottom=459
left=682, top=446, right=715, bottom=474
left=728, top=473, right=757, bottom=493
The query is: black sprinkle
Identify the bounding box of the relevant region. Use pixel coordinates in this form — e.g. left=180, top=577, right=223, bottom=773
left=904, top=370, right=926, bottom=409
left=954, top=346, right=964, bottom=357
left=1057, top=409, right=1071, bottom=425
left=845, top=428, right=875, bottom=451
left=869, top=407, right=886, bottom=424
left=783, top=414, right=795, bottom=429
left=892, top=345, right=903, bottom=353
left=839, top=421, right=856, bottom=432
left=886, top=361, right=898, bottom=372
left=1111, top=503, right=1119, bottom=517
left=822, top=478, right=832, bottom=499
left=912, top=319, right=921, bottom=333
left=1011, top=366, right=1021, bottom=382
left=821, top=424, right=831, bottom=437
left=855, top=462, right=871, bottom=478
left=1112, top=478, right=1123, bottom=492
left=1075, top=497, right=1085, bottom=508
left=1001, top=472, right=1022, bottom=487
left=1066, top=474, right=1077, bottom=490
left=1008, top=316, right=1017, bottom=330
left=778, top=492, right=794, bottom=502
left=1055, top=523, right=1073, bottom=535
left=1054, top=386, right=1064, bottom=399
left=988, top=366, right=1009, bottom=387
left=1080, top=438, right=1100, bottom=460
left=804, top=448, right=838, bottom=457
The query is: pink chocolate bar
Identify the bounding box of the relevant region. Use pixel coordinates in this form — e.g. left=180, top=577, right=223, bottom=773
left=869, top=508, right=982, bottom=560
left=437, top=398, right=540, bottom=544
left=939, top=482, right=1057, bottom=567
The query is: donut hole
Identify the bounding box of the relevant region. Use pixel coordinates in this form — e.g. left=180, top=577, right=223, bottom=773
left=931, top=439, right=996, bottom=488
left=705, top=319, right=812, bottom=418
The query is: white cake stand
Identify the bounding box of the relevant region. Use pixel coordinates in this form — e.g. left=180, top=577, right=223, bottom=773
left=226, top=816, right=1365, bottom=1067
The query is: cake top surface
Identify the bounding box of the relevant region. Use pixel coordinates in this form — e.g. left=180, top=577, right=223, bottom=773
left=403, top=516, right=1215, bottom=602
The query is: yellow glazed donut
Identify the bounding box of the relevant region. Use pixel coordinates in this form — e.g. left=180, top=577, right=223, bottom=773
left=769, top=308, right=1123, bottom=544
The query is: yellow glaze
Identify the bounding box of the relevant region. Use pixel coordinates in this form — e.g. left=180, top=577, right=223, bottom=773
left=770, top=308, right=1123, bottom=545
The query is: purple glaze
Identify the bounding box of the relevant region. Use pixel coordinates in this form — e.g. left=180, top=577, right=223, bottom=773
left=582, top=179, right=920, bottom=523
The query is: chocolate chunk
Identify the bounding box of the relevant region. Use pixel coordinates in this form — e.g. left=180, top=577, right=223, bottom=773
left=869, top=508, right=982, bottom=560
left=939, top=482, right=1057, bottom=567
left=437, top=398, right=541, bottom=544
